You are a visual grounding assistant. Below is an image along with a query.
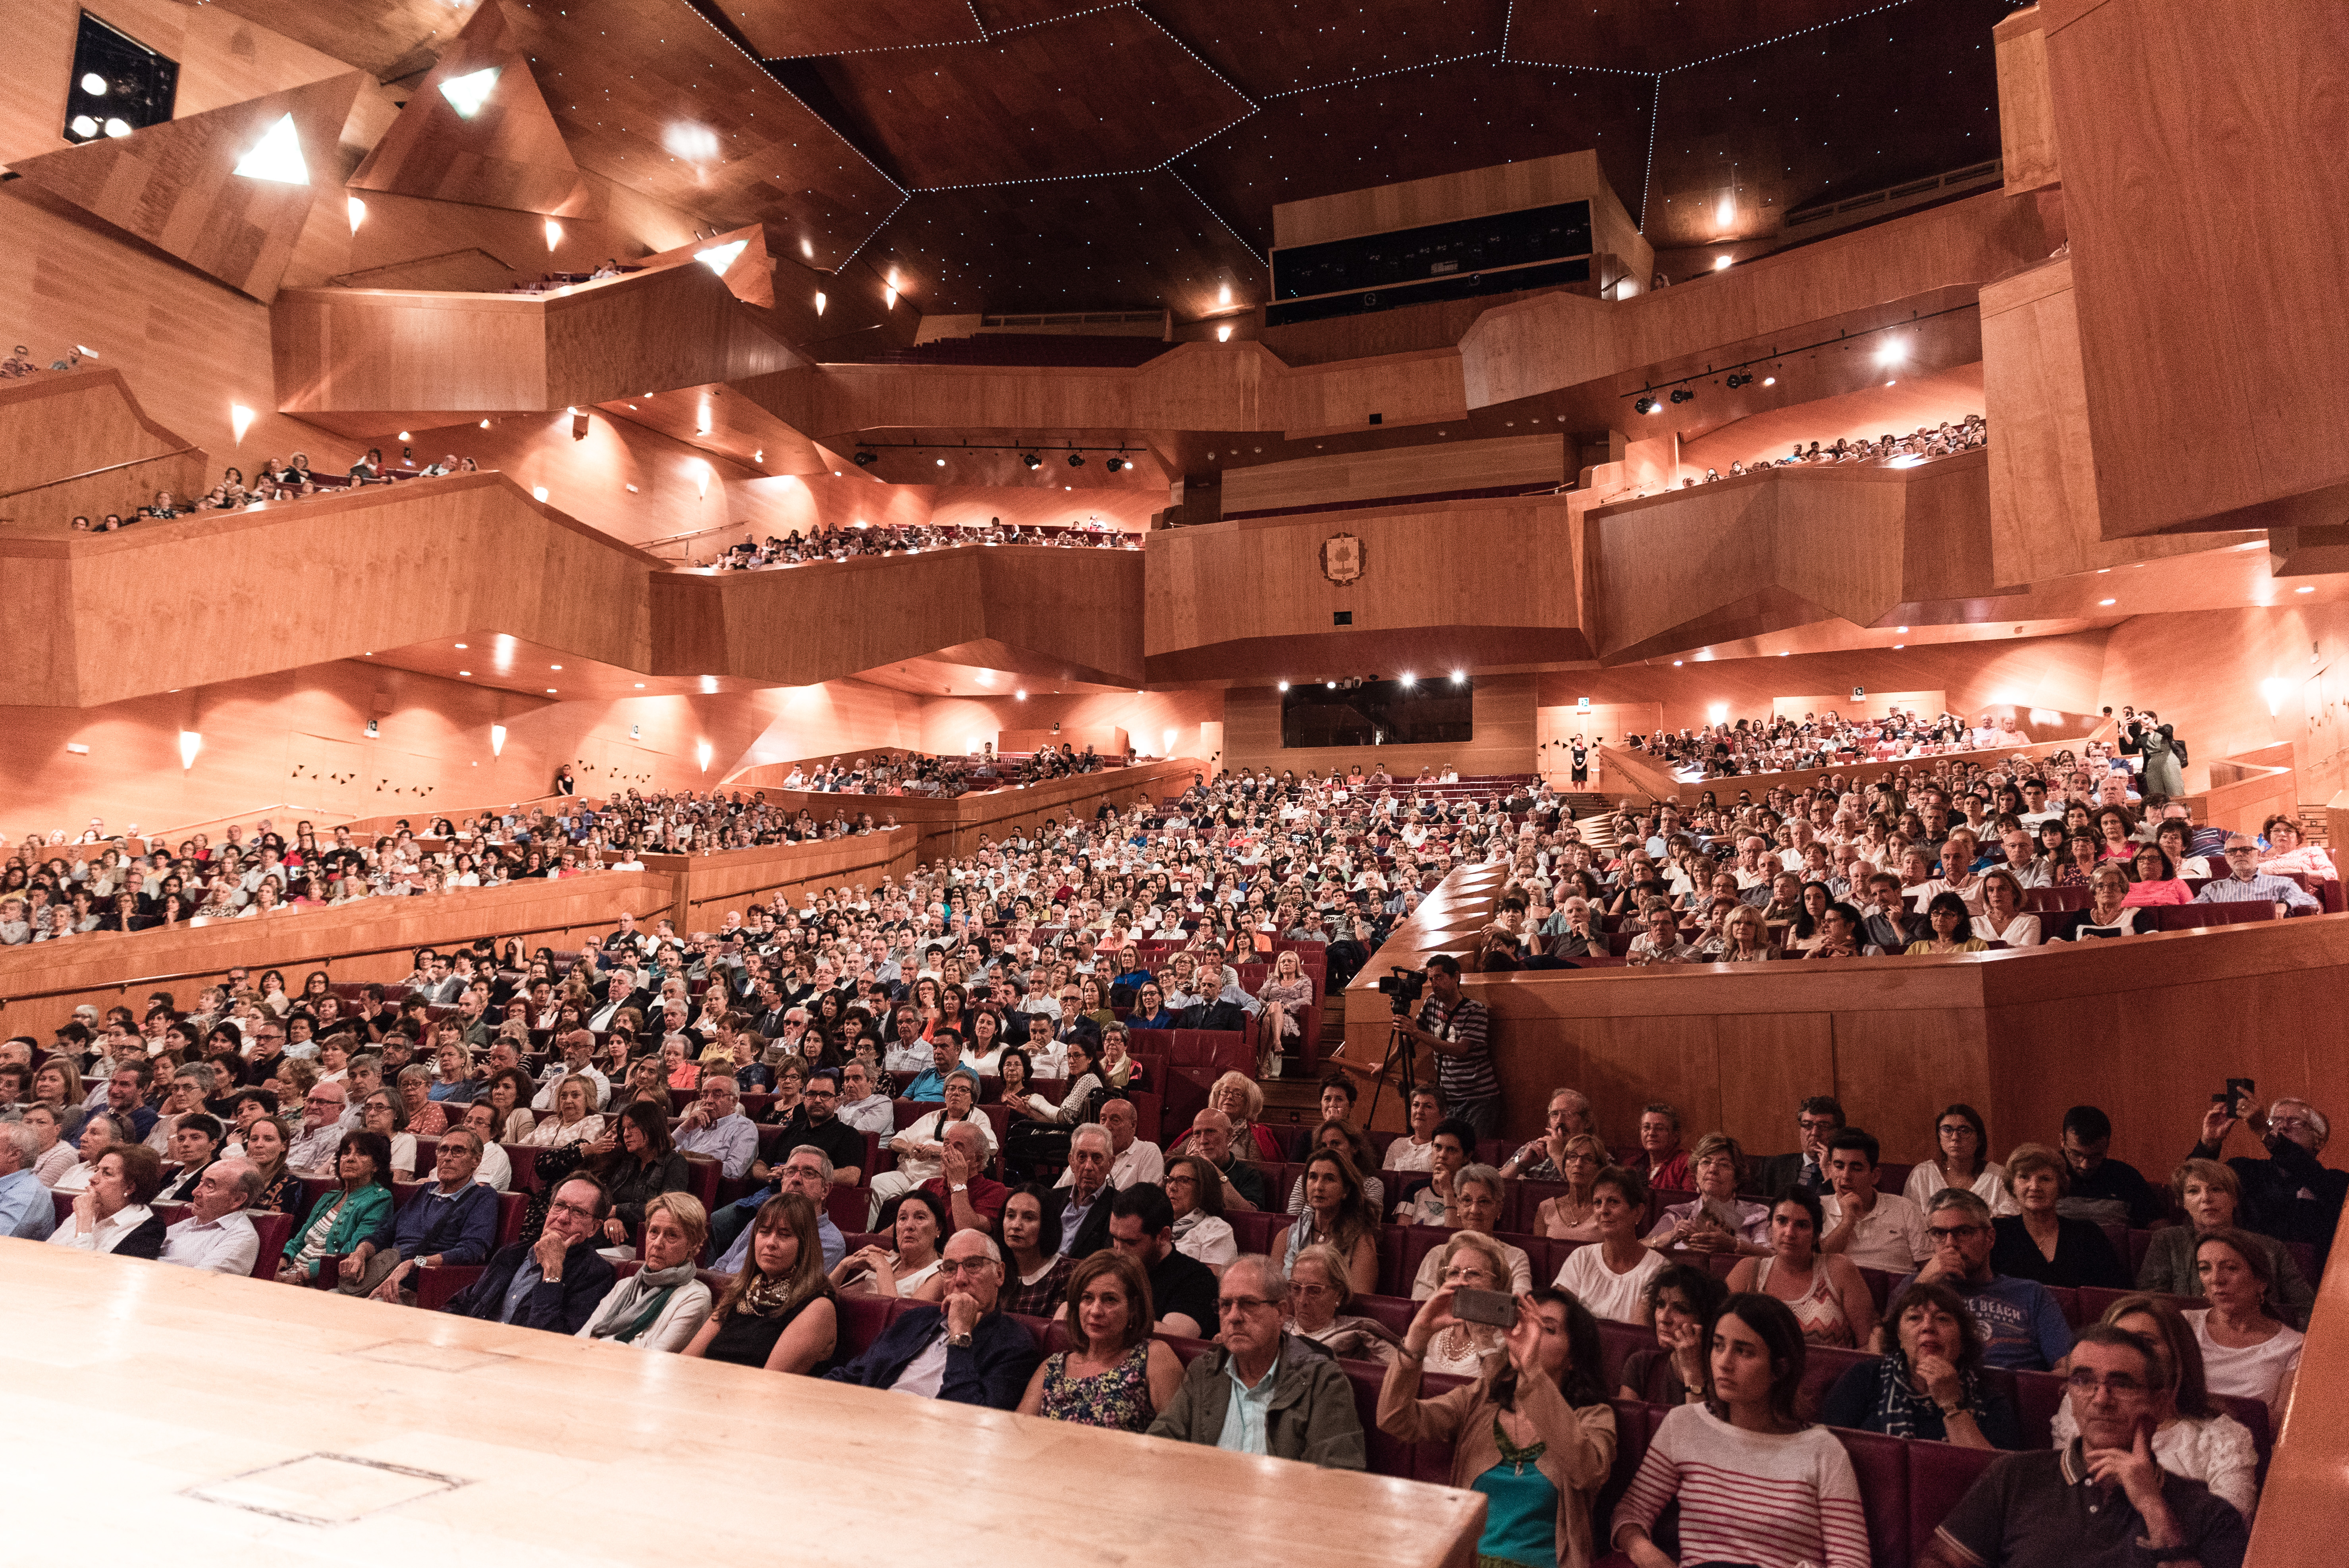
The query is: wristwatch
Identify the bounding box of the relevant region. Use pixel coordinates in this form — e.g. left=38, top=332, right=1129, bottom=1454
left=947, top=1332, right=973, bottom=1349
left=950, top=1182, right=969, bottom=1193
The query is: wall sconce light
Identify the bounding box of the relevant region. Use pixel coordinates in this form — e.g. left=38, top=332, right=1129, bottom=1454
left=230, top=404, right=255, bottom=444
left=2261, top=678, right=2293, bottom=716
left=490, top=723, right=507, bottom=757
left=544, top=218, right=563, bottom=251
left=696, top=741, right=714, bottom=773
left=347, top=196, right=366, bottom=233
left=178, top=730, right=202, bottom=770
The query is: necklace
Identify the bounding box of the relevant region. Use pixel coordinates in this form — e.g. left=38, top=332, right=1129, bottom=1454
left=1492, top=1413, right=1548, bottom=1477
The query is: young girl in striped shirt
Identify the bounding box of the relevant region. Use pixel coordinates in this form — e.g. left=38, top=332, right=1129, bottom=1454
left=1612, top=1292, right=1871, bottom=1568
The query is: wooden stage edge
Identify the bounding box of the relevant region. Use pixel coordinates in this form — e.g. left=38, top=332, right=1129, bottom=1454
left=0, top=1242, right=1481, bottom=1566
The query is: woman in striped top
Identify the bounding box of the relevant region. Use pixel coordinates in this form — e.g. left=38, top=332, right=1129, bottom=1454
left=1612, top=1292, right=1871, bottom=1568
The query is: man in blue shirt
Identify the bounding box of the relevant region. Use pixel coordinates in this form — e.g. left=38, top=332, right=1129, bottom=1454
left=2193, top=836, right=2321, bottom=914
left=901, top=1031, right=958, bottom=1103
left=350, top=1130, right=501, bottom=1302
left=0, top=1124, right=59, bottom=1240
left=1888, top=1190, right=2073, bottom=1371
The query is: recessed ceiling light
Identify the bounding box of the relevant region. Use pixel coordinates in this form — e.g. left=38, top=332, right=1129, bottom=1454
left=458, top=670, right=471, bottom=677
left=635, top=682, right=646, bottom=688
left=546, top=688, right=557, bottom=694
left=2296, top=585, right=2315, bottom=594
left=454, top=642, right=467, bottom=649
left=2098, top=598, right=2117, bottom=606
left=550, top=665, right=562, bottom=671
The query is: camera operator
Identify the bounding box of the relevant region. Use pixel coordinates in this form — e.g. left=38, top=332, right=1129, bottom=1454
left=1393, top=955, right=1500, bottom=1141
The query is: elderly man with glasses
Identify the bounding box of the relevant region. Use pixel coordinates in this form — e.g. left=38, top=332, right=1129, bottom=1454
left=442, top=1173, right=619, bottom=1333
left=1883, top=1190, right=2073, bottom=1372
left=824, top=1230, right=1040, bottom=1407
left=2191, top=1091, right=2347, bottom=1276
left=351, top=1131, right=501, bottom=1302
left=1147, top=1255, right=1365, bottom=1468
left=2191, top=835, right=2320, bottom=917
left=158, top=1157, right=263, bottom=1275
left=285, top=1081, right=351, bottom=1175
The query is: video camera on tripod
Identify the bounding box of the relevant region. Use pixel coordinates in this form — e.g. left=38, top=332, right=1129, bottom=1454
left=1376, top=965, right=1426, bottom=1013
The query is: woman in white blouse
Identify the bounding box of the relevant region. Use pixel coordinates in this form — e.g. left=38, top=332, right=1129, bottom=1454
left=2190, top=1228, right=2304, bottom=1431
left=577, top=1195, right=716, bottom=1352
left=524, top=1076, right=606, bottom=1148
left=1903, top=1102, right=2020, bottom=1215
left=2049, top=1294, right=2260, bottom=1521
left=1971, top=869, right=2041, bottom=949
left=1164, top=1155, right=1238, bottom=1270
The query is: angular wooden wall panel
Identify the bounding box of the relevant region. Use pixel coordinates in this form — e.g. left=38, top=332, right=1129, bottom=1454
left=1219, top=433, right=1565, bottom=516
left=347, top=5, right=588, bottom=216
left=1992, top=6, right=2062, bottom=195
left=8, top=72, right=366, bottom=302
left=0, top=473, right=658, bottom=708
left=0, top=367, right=197, bottom=507
left=2042, top=0, right=2349, bottom=535
left=272, top=258, right=796, bottom=420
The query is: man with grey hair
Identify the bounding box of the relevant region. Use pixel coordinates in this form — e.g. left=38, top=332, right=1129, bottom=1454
left=1884, top=1188, right=2073, bottom=1371
left=0, top=1121, right=59, bottom=1240
left=1148, top=1254, right=1365, bottom=1467
left=919, top=1120, right=1005, bottom=1236
left=671, top=1074, right=758, bottom=1180
left=712, top=1145, right=844, bottom=1274
left=285, top=1080, right=349, bottom=1175
left=1057, top=1123, right=1117, bottom=1256
left=866, top=1068, right=993, bottom=1224
left=824, top=1228, right=1040, bottom=1407
left=2192, top=1090, right=2346, bottom=1274
left=1499, top=1086, right=1596, bottom=1180
left=159, top=1156, right=263, bottom=1274
left=2192, top=835, right=2321, bottom=916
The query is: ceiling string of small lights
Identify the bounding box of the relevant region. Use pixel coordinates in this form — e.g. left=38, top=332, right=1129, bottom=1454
left=1622, top=300, right=1979, bottom=412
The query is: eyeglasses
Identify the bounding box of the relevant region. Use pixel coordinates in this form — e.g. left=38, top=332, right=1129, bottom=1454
left=934, top=1258, right=997, bottom=1277
left=1218, top=1296, right=1276, bottom=1314
left=1926, top=1224, right=1986, bottom=1242
left=2064, top=1370, right=2149, bottom=1397
left=548, top=1199, right=598, bottom=1221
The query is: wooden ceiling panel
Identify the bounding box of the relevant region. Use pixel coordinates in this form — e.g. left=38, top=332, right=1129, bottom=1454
left=203, top=0, right=486, bottom=83
left=485, top=0, right=905, bottom=272
left=348, top=6, right=588, bottom=216
left=1147, top=0, right=1506, bottom=101
left=784, top=9, right=1253, bottom=190
left=1504, top=0, right=1887, bottom=75
left=719, top=0, right=986, bottom=60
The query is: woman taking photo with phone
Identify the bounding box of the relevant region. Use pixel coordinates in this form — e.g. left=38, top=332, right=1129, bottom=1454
left=1381, top=1285, right=1618, bottom=1568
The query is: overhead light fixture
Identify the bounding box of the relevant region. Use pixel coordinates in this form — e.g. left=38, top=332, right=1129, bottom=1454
left=814, top=291, right=827, bottom=315
left=531, top=486, right=548, bottom=502
left=347, top=195, right=366, bottom=233
left=232, top=114, right=308, bottom=185
left=544, top=218, right=563, bottom=251
left=1219, top=283, right=1232, bottom=306
left=229, top=404, right=255, bottom=443
left=1277, top=680, right=1290, bottom=690
left=2296, top=585, right=2316, bottom=594
left=1451, top=670, right=1465, bottom=683
left=1105, top=457, right=1125, bottom=473
left=695, top=239, right=748, bottom=274
left=103, top=118, right=131, bottom=139
left=1761, top=376, right=1776, bottom=387
left=854, top=451, right=877, bottom=467
left=1725, top=372, right=1750, bottom=389
left=68, top=115, right=98, bottom=139
left=1015, top=689, right=1027, bottom=700
left=935, top=457, right=946, bottom=467
left=1021, top=452, right=1040, bottom=469
left=884, top=286, right=898, bottom=309
left=1713, top=255, right=1732, bottom=271
left=1876, top=338, right=1907, bottom=366
left=439, top=67, right=500, bottom=118
left=480, top=419, right=490, bottom=428
left=696, top=741, right=714, bottom=773
left=1634, top=395, right=1657, bottom=415
left=1670, top=388, right=1693, bottom=404
left=1216, top=324, right=1233, bottom=343
left=1067, top=453, right=1086, bottom=468
left=81, top=72, right=108, bottom=96
left=2099, top=598, right=2117, bottom=606
left=1400, top=672, right=1416, bottom=685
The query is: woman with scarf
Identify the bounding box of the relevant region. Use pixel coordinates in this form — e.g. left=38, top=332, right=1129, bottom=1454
left=575, top=1194, right=715, bottom=1351
left=1819, top=1279, right=2022, bottom=1448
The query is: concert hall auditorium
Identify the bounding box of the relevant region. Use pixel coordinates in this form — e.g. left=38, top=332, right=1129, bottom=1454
left=3, top=0, right=2342, bottom=1562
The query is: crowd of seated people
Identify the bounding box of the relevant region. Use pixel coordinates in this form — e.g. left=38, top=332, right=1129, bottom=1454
left=501, top=258, right=637, bottom=293
left=64, top=449, right=480, bottom=532
left=772, top=751, right=982, bottom=797
left=11, top=944, right=2325, bottom=1568
left=1608, top=416, right=1992, bottom=501
left=1468, top=748, right=2330, bottom=971
left=712, top=514, right=1137, bottom=573
left=1626, top=707, right=2039, bottom=780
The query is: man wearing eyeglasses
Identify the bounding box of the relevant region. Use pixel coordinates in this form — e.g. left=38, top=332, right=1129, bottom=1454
left=2191, top=1092, right=2346, bottom=1277
left=353, top=1131, right=500, bottom=1302
left=1748, top=1094, right=1844, bottom=1195
left=1920, top=1324, right=2249, bottom=1568
left=1884, top=1190, right=2072, bottom=1372
left=442, top=1174, right=619, bottom=1333
left=824, top=1230, right=1040, bottom=1408
left=1146, top=1255, right=1364, bottom=1468
left=2191, top=835, right=2320, bottom=918
left=285, top=1082, right=350, bottom=1175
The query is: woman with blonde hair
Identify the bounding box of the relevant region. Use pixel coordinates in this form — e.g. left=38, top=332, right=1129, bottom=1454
left=2138, top=1159, right=2313, bottom=1328
left=1531, top=1133, right=1611, bottom=1240
left=1287, top=1241, right=1403, bottom=1364
left=682, top=1192, right=837, bottom=1373
left=578, top=1194, right=716, bottom=1351
left=1989, top=1142, right=2129, bottom=1288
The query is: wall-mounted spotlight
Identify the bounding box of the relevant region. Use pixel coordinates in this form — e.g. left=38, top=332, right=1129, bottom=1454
left=1669, top=388, right=1694, bottom=405
left=1021, top=453, right=1041, bottom=469
left=1066, top=453, right=1086, bottom=468
left=853, top=451, right=878, bottom=467
left=1634, top=395, right=1657, bottom=415
left=1725, top=372, right=1752, bottom=389
left=1105, top=456, right=1126, bottom=473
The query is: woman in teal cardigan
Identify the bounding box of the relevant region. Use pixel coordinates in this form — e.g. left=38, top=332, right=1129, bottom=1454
left=275, top=1129, right=397, bottom=1284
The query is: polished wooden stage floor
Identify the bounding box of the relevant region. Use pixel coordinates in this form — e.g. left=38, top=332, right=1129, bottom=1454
left=0, top=1241, right=1481, bottom=1564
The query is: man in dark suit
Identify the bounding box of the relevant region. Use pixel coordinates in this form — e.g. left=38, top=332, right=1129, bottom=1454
left=1747, top=1095, right=1845, bottom=1198
left=443, top=1173, right=618, bottom=1333
left=823, top=1230, right=1039, bottom=1408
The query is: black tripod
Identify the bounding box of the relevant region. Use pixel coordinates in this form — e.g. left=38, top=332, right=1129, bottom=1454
left=1362, top=1006, right=1421, bottom=1132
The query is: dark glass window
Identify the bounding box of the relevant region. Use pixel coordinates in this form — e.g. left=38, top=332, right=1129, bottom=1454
left=1281, top=678, right=1473, bottom=748
left=64, top=11, right=177, bottom=145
